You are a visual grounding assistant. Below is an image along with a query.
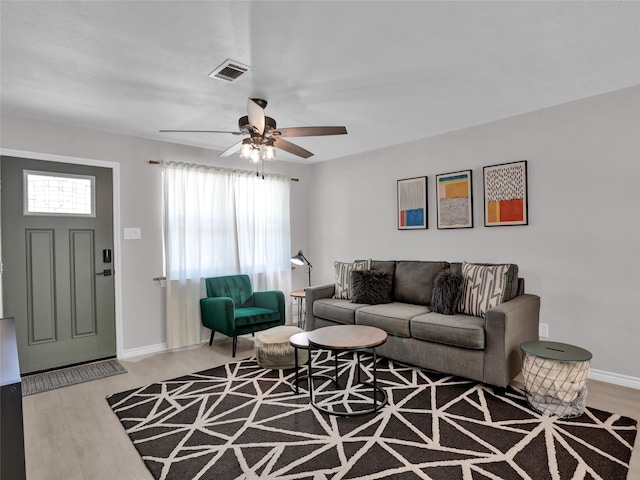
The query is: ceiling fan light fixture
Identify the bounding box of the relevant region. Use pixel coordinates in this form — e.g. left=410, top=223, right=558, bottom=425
left=161, top=97, right=347, bottom=163
left=263, top=142, right=277, bottom=161
left=239, top=139, right=253, bottom=159
left=250, top=146, right=262, bottom=164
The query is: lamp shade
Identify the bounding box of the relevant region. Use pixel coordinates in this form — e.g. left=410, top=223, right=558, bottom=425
left=290, top=250, right=313, bottom=286
left=290, top=252, right=305, bottom=266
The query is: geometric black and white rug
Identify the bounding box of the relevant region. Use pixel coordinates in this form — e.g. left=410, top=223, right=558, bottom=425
left=107, top=353, right=637, bottom=480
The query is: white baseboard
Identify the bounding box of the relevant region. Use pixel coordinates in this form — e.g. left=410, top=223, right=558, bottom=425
left=120, top=339, right=219, bottom=361
left=120, top=342, right=639, bottom=390
left=590, top=369, right=640, bottom=390
left=120, top=343, right=167, bottom=360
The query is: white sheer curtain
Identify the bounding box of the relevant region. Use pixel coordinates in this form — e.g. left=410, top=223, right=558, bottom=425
left=163, top=162, right=292, bottom=348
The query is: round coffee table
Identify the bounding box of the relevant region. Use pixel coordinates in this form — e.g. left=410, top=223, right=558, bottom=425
left=306, top=325, right=388, bottom=416
left=289, top=331, right=335, bottom=394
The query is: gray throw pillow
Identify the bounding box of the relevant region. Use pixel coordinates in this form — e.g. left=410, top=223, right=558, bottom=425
left=430, top=272, right=463, bottom=315
left=334, top=259, right=371, bottom=300
left=458, top=262, right=512, bottom=317
left=350, top=270, right=393, bottom=304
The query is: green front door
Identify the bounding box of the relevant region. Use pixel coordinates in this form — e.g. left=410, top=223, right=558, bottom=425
left=1, top=156, right=116, bottom=374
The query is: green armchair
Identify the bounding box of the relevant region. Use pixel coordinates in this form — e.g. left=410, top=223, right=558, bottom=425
left=200, top=274, right=285, bottom=357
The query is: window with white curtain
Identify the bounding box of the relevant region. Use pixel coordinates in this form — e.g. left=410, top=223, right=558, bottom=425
left=162, top=162, right=292, bottom=348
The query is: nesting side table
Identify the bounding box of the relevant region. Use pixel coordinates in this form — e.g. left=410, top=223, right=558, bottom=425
left=520, top=340, right=592, bottom=418
left=290, top=290, right=306, bottom=329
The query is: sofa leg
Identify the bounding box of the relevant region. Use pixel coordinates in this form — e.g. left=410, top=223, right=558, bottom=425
left=209, top=330, right=215, bottom=346
left=232, top=336, right=238, bottom=357
left=493, top=386, right=507, bottom=397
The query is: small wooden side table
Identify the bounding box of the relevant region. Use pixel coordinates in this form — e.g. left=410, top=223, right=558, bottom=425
left=306, top=325, right=388, bottom=416
left=290, top=290, right=306, bottom=329
left=520, top=340, right=592, bottom=418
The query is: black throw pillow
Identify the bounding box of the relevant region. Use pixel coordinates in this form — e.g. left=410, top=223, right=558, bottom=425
left=430, top=272, right=463, bottom=315
left=350, top=270, right=393, bottom=304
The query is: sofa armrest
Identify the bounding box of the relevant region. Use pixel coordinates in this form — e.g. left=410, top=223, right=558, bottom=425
left=484, top=294, right=541, bottom=387
left=304, top=283, right=335, bottom=331
left=199, top=297, right=236, bottom=336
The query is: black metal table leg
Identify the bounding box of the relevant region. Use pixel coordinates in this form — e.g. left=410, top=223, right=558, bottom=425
left=372, top=347, right=377, bottom=411
left=294, top=346, right=300, bottom=395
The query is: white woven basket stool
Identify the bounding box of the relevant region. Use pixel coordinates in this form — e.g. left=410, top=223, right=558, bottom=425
left=520, top=340, right=592, bottom=418
left=256, top=325, right=308, bottom=369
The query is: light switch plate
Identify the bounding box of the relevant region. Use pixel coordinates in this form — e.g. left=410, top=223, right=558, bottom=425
left=124, top=227, right=141, bottom=240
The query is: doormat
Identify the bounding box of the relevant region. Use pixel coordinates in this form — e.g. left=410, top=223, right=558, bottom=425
left=107, top=353, right=637, bottom=480
left=22, top=359, right=127, bottom=396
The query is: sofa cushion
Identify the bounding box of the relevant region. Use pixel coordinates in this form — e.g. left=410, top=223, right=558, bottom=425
left=393, top=261, right=450, bottom=305
left=457, top=262, right=515, bottom=317
left=235, top=307, right=282, bottom=326
left=355, top=303, right=429, bottom=337
left=411, top=312, right=485, bottom=349
left=350, top=270, right=393, bottom=305
left=313, top=298, right=365, bottom=325
left=371, top=260, right=397, bottom=280
left=333, top=259, right=371, bottom=300
left=430, top=272, right=463, bottom=315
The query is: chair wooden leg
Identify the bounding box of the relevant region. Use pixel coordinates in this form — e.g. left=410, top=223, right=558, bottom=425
left=209, top=330, right=215, bottom=346
left=232, top=336, right=238, bottom=357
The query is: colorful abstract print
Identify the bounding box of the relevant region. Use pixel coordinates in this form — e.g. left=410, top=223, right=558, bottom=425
left=485, top=162, right=527, bottom=225
left=438, top=173, right=471, bottom=228
left=398, top=177, right=426, bottom=228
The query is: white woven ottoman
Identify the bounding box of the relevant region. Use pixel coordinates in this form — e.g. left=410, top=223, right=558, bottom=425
left=256, top=325, right=309, bottom=369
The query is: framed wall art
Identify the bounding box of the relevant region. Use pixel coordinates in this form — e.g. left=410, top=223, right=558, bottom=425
left=483, top=160, right=528, bottom=226
left=397, top=176, right=427, bottom=229
left=436, top=170, right=473, bottom=229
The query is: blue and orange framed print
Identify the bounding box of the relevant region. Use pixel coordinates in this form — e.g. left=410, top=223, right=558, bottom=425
left=397, top=176, right=427, bottom=230
left=436, top=170, right=473, bottom=229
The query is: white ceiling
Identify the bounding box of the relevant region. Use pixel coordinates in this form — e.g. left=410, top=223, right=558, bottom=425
left=1, top=1, right=639, bottom=163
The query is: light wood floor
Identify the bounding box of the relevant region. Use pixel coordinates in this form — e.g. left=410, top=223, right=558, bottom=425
left=22, top=336, right=640, bottom=480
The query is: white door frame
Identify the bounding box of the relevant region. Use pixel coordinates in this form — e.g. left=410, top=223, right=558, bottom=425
left=0, top=148, right=124, bottom=360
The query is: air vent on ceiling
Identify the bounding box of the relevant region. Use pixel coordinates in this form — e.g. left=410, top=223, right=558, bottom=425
left=209, top=59, right=251, bottom=83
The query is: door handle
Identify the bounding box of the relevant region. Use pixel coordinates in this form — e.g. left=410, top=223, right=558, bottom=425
left=96, top=269, right=113, bottom=276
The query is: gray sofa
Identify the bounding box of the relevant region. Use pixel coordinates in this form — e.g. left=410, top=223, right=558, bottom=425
left=305, top=260, right=541, bottom=388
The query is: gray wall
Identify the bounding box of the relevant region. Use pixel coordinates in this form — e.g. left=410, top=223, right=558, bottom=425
left=0, top=116, right=312, bottom=355
left=2, top=85, right=638, bottom=386
left=308, top=86, right=640, bottom=385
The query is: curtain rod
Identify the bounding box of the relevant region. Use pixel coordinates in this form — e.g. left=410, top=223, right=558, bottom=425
left=149, top=160, right=299, bottom=182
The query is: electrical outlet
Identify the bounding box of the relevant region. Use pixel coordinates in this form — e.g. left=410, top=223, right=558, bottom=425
left=539, top=323, right=549, bottom=338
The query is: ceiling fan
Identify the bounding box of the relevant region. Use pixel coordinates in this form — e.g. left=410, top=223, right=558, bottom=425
left=160, top=98, right=347, bottom=162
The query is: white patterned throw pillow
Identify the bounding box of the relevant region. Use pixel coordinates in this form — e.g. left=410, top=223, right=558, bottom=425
left=333, top=259, right=372, bottom=300
left=458, top=262, right=512, bottom=317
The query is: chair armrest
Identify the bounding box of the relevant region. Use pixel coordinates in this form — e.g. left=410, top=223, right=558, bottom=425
left=484, top=293, right=541, bottom=387
left=304, top=283, right=335, bottom=331
left=200, top=297, right=236, bottom=336
left=253, top=291, right=285, bottom=319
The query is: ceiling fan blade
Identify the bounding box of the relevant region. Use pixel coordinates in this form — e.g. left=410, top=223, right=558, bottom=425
left=271, top=126, right=347, bottom=137
left=159, top=129, right=243, bottom=135
left=273, top=137, right=313, bottom=159
left=219, top=141, right=243, bottom=157
left=247, top=98, right=266, bottom=135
